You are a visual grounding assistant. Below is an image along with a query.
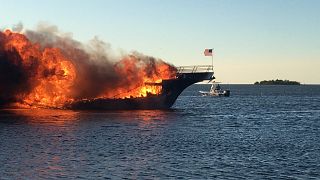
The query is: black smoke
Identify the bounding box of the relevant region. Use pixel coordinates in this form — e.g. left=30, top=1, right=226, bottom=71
left=0, top=23, right=176, bottom=107
left=0, top=33, right=38, bottom=106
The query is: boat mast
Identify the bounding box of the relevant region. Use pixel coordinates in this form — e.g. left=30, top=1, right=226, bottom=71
left=211, top=48, right=214, bottom=71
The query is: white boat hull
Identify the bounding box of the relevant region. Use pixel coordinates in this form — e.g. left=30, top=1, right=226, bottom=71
left=199, top=90, right=230, bottom=97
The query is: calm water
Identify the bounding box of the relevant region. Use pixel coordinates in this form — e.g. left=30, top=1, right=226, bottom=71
left=1, top=85, right=320, bottom=179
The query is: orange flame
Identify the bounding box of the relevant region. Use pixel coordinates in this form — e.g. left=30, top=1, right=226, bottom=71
left=0, top=29, right=176, bottom=108
left=109, top=56, right=174, bottom=98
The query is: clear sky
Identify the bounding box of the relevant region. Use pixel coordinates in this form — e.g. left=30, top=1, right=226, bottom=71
left=1, top=0, right=319, bottom=84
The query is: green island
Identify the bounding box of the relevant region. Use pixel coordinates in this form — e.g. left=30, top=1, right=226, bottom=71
left=254, top=79, right=301, bottom=85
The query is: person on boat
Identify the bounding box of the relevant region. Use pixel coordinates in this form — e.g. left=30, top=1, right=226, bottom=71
left=216, top=84, right=221, bottom=90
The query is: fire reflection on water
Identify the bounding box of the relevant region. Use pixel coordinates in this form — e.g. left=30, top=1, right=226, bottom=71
left=3, top=109, right=80, bottom=125
left=1, top=108, right=172, bottom=125
left=0, top=109, right=175, bottom=178
left=0, top=109, right=81, bottom=178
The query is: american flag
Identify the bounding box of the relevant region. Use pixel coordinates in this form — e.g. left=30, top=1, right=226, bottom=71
left=204, top=49, right=213, bottom=56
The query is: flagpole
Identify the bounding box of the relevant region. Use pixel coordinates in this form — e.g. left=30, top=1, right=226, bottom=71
left=204, top=48, right=214, bottom=70
left=211, top=48, right=214, bottom=71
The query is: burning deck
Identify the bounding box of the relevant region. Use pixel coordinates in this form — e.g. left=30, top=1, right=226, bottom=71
left=1, top=27, right=213, bottom=110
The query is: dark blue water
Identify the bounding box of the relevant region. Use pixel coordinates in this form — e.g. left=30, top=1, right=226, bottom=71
left=1, top=85, right=320, bottom=179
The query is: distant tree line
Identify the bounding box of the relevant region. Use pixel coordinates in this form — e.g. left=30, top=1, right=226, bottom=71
left=254, top=79, right=301, bottom=85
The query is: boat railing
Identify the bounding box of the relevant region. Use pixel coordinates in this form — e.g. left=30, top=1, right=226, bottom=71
left=176, top=65, right=213, bottom=74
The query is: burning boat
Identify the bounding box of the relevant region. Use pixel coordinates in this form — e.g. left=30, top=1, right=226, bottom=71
left=67, top=66, right=214, bottom=110
left=0, top=28, right=213, bottom=110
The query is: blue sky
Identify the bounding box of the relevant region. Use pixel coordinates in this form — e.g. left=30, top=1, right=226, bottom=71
left=1, top=0, right=319, bottom=83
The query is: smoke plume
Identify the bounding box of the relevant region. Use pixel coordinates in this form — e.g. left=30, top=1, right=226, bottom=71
left=0, top=23, right=176, bottom=108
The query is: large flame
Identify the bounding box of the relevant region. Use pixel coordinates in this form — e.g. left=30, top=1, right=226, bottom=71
left=0, top=29, right=176, bottom=109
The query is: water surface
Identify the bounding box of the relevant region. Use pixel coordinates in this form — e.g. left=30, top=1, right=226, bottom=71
left=1, top=85, right=320, bottom=179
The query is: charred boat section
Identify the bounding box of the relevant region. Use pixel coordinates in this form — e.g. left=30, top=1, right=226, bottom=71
left=68, top=65, right=214, bottom=110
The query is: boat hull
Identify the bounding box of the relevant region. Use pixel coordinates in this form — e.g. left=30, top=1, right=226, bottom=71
left=199, top=90, right=230, bottom=97
left=68, top=71, right=214, bottom=110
